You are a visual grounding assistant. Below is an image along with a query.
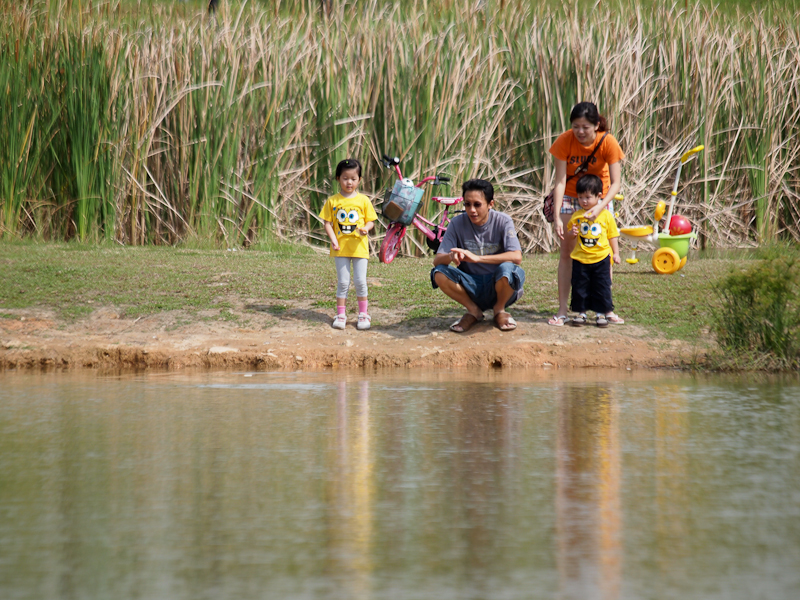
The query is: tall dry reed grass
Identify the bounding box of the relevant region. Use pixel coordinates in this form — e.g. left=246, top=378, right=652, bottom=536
left=1, top=1, right=799, bottom=253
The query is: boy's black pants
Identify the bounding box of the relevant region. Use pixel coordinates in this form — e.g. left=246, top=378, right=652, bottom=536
left=570, top=255, right=613, bottom=314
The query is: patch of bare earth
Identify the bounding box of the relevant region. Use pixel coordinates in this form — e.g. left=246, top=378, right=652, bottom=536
left=0, top=304, right=697, bottom=371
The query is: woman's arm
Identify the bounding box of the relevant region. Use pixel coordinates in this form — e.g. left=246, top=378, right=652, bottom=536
left=552, top=158, right=568, bottom=239
left=585, top=161, right=621, bottom=219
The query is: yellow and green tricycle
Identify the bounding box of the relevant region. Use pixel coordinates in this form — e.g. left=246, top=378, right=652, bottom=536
left=618, top=146, right=703, bottom=275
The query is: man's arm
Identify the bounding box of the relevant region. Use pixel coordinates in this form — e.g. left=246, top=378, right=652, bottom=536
left=449, top=248, right=522, bottom=266
left=433, top=251, right=456, bottom=267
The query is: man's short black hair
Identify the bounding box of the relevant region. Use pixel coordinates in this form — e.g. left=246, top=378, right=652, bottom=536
left=335, top=158, right=362, bottom=179
left=576, top=174, right=603, bottom=196
left=461, top=179, right=494, bottom=203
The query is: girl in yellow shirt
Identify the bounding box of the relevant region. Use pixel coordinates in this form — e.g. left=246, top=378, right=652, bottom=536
left=319, top=159, right=378, bottom=330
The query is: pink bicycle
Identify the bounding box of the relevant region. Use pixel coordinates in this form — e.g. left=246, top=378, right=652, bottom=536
left=378, top=154, right=463, bottom=264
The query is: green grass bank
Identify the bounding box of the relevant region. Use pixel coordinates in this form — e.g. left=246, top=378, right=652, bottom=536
left=0, top=239, right=765, bottom=338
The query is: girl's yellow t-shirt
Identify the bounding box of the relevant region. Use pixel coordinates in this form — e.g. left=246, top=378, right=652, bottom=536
left=319, top=193, right=378, bottom=258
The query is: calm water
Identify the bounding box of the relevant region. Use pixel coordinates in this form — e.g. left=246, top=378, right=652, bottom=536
left=1, top=370, right=799, bottom=600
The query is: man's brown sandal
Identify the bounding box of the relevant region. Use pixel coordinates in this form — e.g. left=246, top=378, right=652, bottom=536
left=494, top=312, right=517, bottom=331
left=450, top=313, right=483, bottom=333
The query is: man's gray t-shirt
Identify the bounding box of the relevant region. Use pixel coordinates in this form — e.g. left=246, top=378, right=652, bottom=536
left=437, top=210, right=522, bottom=276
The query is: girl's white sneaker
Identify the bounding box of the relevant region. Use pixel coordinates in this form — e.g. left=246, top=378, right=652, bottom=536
left=332, top=314, right=347, bottom=330
left=357, top=313, right=371, bottom=330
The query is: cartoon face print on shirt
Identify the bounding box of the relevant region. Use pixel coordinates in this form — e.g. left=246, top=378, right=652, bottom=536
left=577, top=218, right=603, bottom=249
left=335, top=206, right=362, bottom=235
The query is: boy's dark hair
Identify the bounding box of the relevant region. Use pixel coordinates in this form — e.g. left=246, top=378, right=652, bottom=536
left=576, top=174, right=603, bottom=196
left=461, top=179, right=494, bottom=203
left=335, top=158, right=362, bottom=178
left=570, top=101, right=608, bottom=132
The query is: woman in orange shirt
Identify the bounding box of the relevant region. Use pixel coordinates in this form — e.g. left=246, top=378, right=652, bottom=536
left=547, top=102, right=625, bottom=326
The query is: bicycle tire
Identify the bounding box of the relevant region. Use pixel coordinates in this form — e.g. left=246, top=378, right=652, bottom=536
left=425, top=226, right=441, bottom=252
left=379, top=223, right=405, bottom=264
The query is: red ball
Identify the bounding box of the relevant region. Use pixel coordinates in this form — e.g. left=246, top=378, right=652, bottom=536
left=669, top=215, right=692, bottom=236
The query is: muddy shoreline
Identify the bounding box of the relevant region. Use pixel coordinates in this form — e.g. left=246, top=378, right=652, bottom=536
left=0, top=307, right=696, bottom=372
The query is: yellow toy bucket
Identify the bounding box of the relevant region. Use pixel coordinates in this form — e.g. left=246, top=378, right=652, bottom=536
left=658, top=232, right=695, bottom=259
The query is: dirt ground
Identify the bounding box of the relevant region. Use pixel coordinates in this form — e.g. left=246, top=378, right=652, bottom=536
left=0, top=301, right=700, bottom=372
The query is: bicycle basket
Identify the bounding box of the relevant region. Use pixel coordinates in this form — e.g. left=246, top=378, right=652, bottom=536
left=381, top=180, right=424, bottom=226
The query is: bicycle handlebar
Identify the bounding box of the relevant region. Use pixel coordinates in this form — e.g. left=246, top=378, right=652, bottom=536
left=381, top=153, right=451, bottom=186
left=381, top=154, right=401, bottom=168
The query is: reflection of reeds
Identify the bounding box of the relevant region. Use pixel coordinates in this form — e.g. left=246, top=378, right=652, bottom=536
left=1, top=3, right=799, bottom=249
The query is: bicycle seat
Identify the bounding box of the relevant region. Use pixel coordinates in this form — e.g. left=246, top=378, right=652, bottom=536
left=432, top=196, right=463, bottom=206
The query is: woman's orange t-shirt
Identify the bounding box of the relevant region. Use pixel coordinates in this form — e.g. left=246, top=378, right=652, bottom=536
left=549, top=130, right=625, bottom=198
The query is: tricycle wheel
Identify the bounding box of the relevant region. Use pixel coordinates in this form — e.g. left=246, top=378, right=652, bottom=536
left=380, top=223, right=405, bottom=264
left=676, top=256, right=688, bottom=271
left=652, top=247, right=680, bottom=275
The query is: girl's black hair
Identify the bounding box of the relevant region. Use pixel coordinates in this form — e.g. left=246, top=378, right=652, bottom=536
left=570, top=102, right=608, bottom=132
left=576, top=174, right=603, bottom=196
left=335, top=158, right=362, bottom=179
left=461, top=179, right=494, bottom=203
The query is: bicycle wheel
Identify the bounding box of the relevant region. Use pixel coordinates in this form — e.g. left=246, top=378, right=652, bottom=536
left=425, top=226, right=441, bottom=253
left=379, top=223, right=406, bottom=264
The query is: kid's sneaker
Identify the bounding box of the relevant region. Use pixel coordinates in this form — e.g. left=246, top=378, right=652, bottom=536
left=357, top=313, right=371, bottom=330
left=332, top=314, right=347, bottom=330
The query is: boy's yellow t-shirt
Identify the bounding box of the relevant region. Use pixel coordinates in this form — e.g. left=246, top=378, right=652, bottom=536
left=319, top=193, right=378, bottom=258
left=567, top=209, right=619, bottom=264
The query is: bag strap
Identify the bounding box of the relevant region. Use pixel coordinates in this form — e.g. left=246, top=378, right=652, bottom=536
left=566, top=131, right=609, bottom=182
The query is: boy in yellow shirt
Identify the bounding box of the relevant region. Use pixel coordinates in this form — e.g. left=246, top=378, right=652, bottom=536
left=565, top=175, right=621, bottom=328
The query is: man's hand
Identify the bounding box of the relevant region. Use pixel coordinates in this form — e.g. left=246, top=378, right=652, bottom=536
left=448, top=248, right=479, bottom=266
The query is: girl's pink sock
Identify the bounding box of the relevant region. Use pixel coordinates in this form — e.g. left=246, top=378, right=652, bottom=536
left=337, top=304, right=346, bottom=316
left=358, top=300, right=368, bottom=314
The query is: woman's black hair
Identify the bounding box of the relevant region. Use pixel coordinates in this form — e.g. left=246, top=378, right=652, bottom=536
left=570, top=102, right=608, bottom=132
left=335, top=158, right=362, bottom=179
left=461, top=179, right=494, bottom=203
left=576, top=174, right=603, bottom=196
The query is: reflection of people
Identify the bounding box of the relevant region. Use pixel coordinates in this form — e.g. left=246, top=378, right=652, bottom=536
left=555, top=385, right=621, bottom=599
left=331, top=380, right=373, bottom=599
left=565, top=175, right=621, bottom=328
left=320, top=159, right=378, bottom=331
left=431, top=179, right=525, bottom=333
left=548, top=102, right=625, bottom=327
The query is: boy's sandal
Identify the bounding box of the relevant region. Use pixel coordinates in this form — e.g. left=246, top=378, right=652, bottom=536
left=596, top=315, right=609, bottom=328
left=450, top=313, right=483, bottom=333
left=494, top=312, right=517, bottom=331
left=606, top=313, right=625, bottom=324
left=548, top=315, right=568, bottom=327
left=571, top=314, right=587, bottom=327
left=332, top=314, right=347, bottom=330
left=356, top=312, right=371, bottom=330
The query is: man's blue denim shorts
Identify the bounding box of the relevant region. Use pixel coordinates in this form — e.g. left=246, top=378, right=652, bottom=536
left=430, top=262, right=525, bottom=312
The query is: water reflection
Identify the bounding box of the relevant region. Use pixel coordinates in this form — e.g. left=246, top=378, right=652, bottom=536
left=655, top=385, right=689, bottom=591
left=330, top=380, right=373, bottom=599
left=555, top=385, right=621, bottom=600
left=0, top=371, right=798, bottom=600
